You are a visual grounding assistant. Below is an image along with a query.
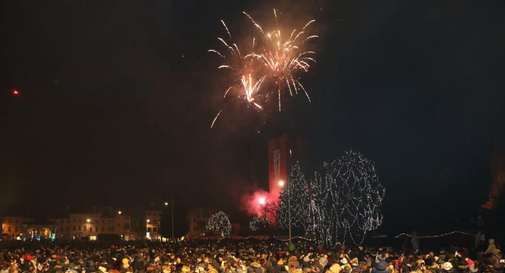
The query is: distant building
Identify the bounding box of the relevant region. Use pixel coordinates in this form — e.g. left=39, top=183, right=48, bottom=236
left=53, top=211, right=134, bottom=240
left=26, top=224, right=55, bottom=240
left=187, top=208, right=217, bottom=238
left=144, top=210, right=161, bottom=240
left=3, top=208, right=163, bottom=241
left=1, top=217, right=31, bottom=239
left=1, top=217, right=54, bottom=240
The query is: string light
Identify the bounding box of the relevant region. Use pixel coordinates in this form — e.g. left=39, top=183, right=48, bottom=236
left=206, top=211, right=232, bottom=238
left=278, top=151, right=385, bottom=246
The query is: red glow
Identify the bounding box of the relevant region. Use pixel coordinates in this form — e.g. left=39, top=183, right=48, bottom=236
left=10, top=89, right=20, bottom=96
left=242, top=190, right=270, bottom=217
left=241, top=189, right=280, bottom=224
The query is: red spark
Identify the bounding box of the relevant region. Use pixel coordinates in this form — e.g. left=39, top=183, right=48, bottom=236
left=10, top=89, right=21, bottom=96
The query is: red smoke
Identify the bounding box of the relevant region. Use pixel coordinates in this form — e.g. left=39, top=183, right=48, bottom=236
left=241, top=188, right=280, bottom=223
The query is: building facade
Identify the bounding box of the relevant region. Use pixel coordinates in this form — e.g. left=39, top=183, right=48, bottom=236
left=1, top=217, right=31, bottom=239
left=1, top=217, right=54, bottom=240
left=53, top=212, right=134, bottom=240
left=2, top=209, right=162, bottom=241
left=144, top=210, right=161, bottom=240
left=25, top=225, right=55, bottom=240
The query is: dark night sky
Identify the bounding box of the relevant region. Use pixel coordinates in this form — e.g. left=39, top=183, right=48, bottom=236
left=1, top=0, right=504, bottom=232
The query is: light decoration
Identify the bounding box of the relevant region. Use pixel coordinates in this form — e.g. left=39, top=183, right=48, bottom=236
left=277, top=151, right=385, bottom=246
left=278, top=161, right=311, bottom=232
left=206, top=211, right=232, bottom=238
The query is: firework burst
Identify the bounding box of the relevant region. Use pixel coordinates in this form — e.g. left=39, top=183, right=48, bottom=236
left=209, top=10, right=318, bottom=127
left=243, top=9, right=318, bottom=111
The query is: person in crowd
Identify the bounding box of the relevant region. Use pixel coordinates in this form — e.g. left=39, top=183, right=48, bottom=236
left=485, top=239, right=501, bottom=256
left=0, top=239, right=503, bottom=273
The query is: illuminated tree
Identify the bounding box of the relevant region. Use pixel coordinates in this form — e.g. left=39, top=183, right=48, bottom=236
left=278, top=151, right=385, bottom=246
left=277, top=161, right=313, bottom=234
left=206, top=211, right=232, bottom=238
left=319, top=150, right=385, bottom=245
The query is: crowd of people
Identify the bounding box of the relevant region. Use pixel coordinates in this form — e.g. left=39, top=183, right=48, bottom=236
left=0, top=238, right=502, bottom=273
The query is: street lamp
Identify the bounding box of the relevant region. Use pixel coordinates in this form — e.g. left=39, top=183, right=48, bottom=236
left=278, top=179, right=285, bottom=188
left=86, top=218, right=91, bottom=223
left=146, top=219, right=151, bottom=223
left=163, top=200, right=175, bottom=240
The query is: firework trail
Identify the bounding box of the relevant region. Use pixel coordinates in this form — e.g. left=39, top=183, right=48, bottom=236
left=210, top=110, right=222, bottom=129
left=209, top=19, right=265, bottom=128
left=241, top=73, right=266, bottom=110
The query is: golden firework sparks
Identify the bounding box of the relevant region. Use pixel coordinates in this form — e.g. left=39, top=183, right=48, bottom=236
left=209, top=19, right=265, bottom=128
left=209, top=9, right=318, bottom=127
left=243, top=9, right=318, bottom=111
left=241, top=73, right=265, bottom=110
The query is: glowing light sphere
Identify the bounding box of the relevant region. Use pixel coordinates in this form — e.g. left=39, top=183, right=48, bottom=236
left=277, top=179, right=285, bottom=188
left=258, top=196, right=267, bottom=206
left=86, top=218, right=91, bottom=223
left=117, top=210, right=122, bottom=215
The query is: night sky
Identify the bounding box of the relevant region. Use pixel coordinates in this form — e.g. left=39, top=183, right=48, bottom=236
left=1, top=0, right=504, bottom=233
